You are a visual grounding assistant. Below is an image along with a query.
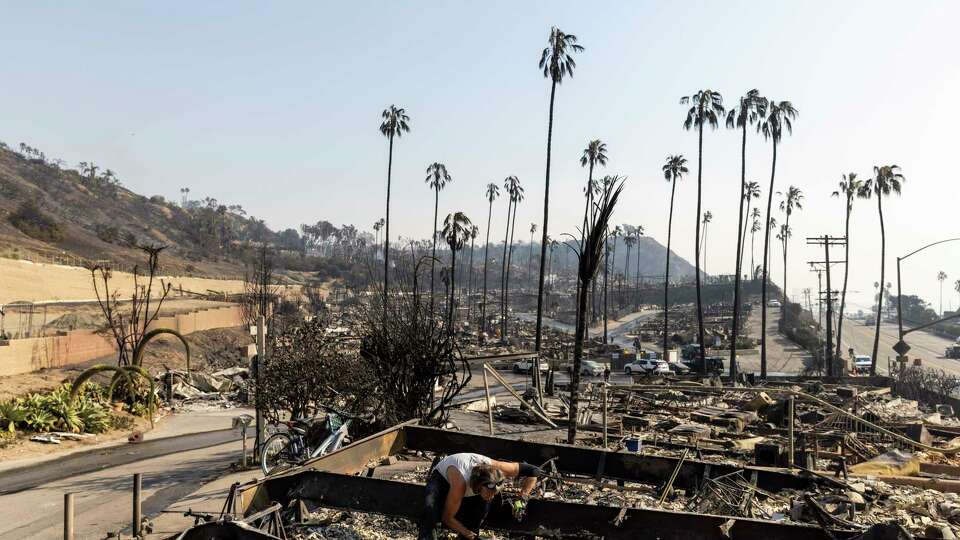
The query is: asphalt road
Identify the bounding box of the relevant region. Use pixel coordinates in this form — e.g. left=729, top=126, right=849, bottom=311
left=0, top=428, right=238, bottom=496
left=838, top=319, right=957, bottom=375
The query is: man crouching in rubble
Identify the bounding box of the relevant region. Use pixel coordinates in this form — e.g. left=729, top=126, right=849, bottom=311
left=417, top=452, right=543, bottom=540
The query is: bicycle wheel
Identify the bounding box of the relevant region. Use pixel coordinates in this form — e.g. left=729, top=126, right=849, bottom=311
left=260, top=432, right=300, bottom=476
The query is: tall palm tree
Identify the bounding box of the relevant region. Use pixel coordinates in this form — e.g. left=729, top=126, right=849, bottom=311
left=749, top=208, right=762, bottom=278
left=568, top=179, right=624, bottom=444
left=726, top=90, right=765, bottom=372
left=501, top=176, right=523, bottom=340
left=681, top=90, right=725, bottom=367
left=778, top=186, right=804, bottom=306
left=442, top=212, right=473, bottom=334
left=938, top=271, right=948, bottom=316
left=379, top=105, right=410, bottom=299
left=527, top=223, right=538, bottom=287
left=467, top=224, right=479, bottom=320
left=831, top=173, right=864, bottom=365
left=739, top=183, right=761, bottom=274
left=757, top=99, right=798, bottom=379
left=603, top=225, right=622, bottom=343
left=634, top=225, right=644, bottom=311
left=955, top=280, right=960, bottom=310
left=860, top=165, right=905, bottom=374
left=623, top=227, right=637, bottom=308
left=425, top=162, right=452, bottom=316
left=579, top=141, right=608, bottom=336
left=480, top=183, right=500, bottom=338
left=699, top=211, right=713, bottom=276
left=535, top=26, right=584, bottom=361
left=661, top=155, right=688, bottom=358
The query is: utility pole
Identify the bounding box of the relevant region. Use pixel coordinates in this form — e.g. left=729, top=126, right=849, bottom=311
left=807, top=235, right=846, bottom=377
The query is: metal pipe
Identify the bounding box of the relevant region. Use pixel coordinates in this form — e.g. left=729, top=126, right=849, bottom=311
left=133, top=473, right=142, bottom=537
left=63, top=493, right=74, bottom=540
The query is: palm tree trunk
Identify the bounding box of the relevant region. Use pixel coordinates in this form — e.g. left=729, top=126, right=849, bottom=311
left=384, top=136, right=393, bottom=301
left=782, top=216, right=790, bottom=307
left=481, top=200, right=494, bottom=338
left=835, top=201, right=852, bottom=366
left=468, top=238, right=475, bottom=321
left=731, top=123, right=747, bottom=378
left=694, top=124, right=707, bottom=365
left=623, top=244, right=631, bottom=311
left=430, top=187, right=439, bottom=317
left=535, top=81, right=558, bottom=361
left=567, top=272, right=590, bottom=444
left=664, top=178, right=677, bottom=358
left=528, top=234, right=534, bottom=288
left=500, top=198, right=512, bottom=341
left=577, top=161, right=594, bottom=340
left=871, top=195, right=885, bottom=375
left=635, top=235, right=641, bottom=312
left=760, top=139, right=778, bottom=379
left=603, top=237, right=609, bottom=343
left=449, top=250, right=457, bottom=335
left=504, top=199, right=519, bottom=340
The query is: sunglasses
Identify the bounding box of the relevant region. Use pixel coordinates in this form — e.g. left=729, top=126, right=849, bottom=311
left=482, top=480, right=505, bottom=490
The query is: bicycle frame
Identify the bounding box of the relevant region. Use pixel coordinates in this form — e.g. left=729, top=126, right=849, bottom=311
left=308, top=417, right=352, bottom=459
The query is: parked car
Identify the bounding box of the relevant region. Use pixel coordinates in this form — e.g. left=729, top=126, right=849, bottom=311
left=568, top=360, right=604, bottom=377
left=666, top=362, right=690, bottom=375
left=768, top=299, right=781, bottom=308
left=624, top=359, right=670, bottom=375
left=682, top=356, right=724, bottom=374
left=854, top=355, right=873, bottom=374
left=513, top=358, right=549, bottom=374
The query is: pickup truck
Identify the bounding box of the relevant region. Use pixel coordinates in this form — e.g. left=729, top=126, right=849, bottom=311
left=512, top=358, right=549, bottom=374
left=854, top=355, right=873, bottom=374
left=624, top=359, right=670, bottom=375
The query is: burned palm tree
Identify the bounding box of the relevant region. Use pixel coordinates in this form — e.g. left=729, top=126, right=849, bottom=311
left=442, top=212, right=473, bottom=334
left=568, top=177, right=624, bottom=444
left=480, top=182, right=500, bottom=338
left=379, top=105, right=411, bottom=300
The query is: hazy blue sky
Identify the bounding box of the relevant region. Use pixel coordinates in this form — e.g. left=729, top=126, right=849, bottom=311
left=2, top=1, right=959, bottom=314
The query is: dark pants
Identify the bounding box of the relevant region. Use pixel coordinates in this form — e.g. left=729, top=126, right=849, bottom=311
left=417, top=471, right=492, bottom=540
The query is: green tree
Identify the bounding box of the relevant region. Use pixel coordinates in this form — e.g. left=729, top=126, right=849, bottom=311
left=860, top=165, right=905, bottom=374
left=379, top=105, right=410, bottom=300
left=534, top=26, right=584, bottom=368
left=757, top=99, right=798, bottom=379
left=661, top=155, right=688, bottom=358
left=480, top=183, right=500, bottom=338
left=831, top=173, right=864, bottom=363
left=681, top=90, right=725, bottom=366
left=425, top=162, right=452, bottom=316
left=442, top=212, right=473, bottom=334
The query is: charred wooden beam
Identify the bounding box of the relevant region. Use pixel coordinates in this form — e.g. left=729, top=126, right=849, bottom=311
left=286, top=470, right=857, bottom=540
left=403, top=425, right=825, bottom=492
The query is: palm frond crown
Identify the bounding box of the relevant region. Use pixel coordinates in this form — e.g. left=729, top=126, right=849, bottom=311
left=425, top=163, right=452, bottom=191
left=380, top=105, right=411, bottom=139
left=539, top=27, right=584, bottom=84
left=681, top=90, right=725, bottom=131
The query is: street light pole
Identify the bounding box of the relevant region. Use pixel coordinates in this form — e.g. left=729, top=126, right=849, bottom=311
left=895, top=237, right=960, bottom=370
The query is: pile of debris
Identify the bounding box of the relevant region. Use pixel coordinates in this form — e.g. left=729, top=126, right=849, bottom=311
left=158, top=366, right=250, bottom=403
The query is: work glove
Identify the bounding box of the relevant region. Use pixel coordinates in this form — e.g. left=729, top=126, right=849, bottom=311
left=511, top=497, right=528, bottom=520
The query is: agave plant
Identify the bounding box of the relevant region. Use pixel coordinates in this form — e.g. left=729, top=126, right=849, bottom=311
left=45, top=387, right=84, bottom=433
left=76, top=400, right=111, bottom=434
left=0, top=400, right=27, bottom=434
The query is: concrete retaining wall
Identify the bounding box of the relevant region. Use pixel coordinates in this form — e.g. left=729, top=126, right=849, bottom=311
left=0, top=306, right=243, bottom=377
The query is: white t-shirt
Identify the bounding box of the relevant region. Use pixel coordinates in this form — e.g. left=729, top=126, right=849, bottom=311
left=434, top=453, right=492, bottom=497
